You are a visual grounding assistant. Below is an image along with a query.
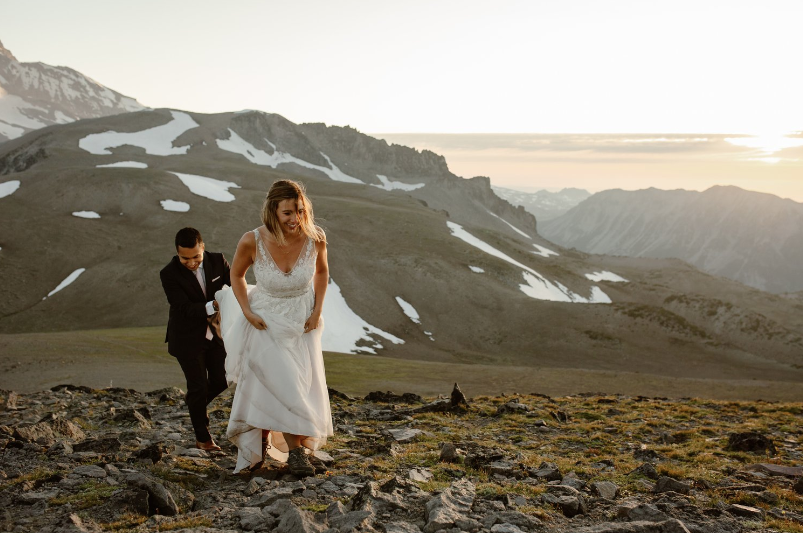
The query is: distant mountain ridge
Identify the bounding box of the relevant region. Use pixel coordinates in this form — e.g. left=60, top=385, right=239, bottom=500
left=492, top=186, right=591, bottom=221
left=0, top=39, right=144, bottom=143
left=541, top=185, right=803, bottom=294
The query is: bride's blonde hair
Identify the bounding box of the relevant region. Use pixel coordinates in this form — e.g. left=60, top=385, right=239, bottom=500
left=261, top=179, right=326, bottom=245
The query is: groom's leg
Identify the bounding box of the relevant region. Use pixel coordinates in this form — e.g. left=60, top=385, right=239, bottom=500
left=176, top=349, right=212, bottom=443
left=204, top=344, right=228, bottom=404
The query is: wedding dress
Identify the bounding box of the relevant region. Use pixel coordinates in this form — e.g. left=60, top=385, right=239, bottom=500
left=216, top=228, right=333, bottom=473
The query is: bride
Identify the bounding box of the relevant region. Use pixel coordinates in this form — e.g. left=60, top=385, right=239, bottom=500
left=216, top=179, right=333, bottom=475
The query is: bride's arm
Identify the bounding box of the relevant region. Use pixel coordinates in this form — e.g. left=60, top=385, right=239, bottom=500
left=231, top=232, right=267, bottom=330
left=304, top=240, right=329, bottom=333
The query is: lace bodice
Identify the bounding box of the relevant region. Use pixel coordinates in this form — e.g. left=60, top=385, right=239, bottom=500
left=250, top=228, right=317, bottom=322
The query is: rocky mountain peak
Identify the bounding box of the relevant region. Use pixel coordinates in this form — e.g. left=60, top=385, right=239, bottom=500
left=0, top=40, right=144, bottom=143
left=0, top=39, right=17, bottom=61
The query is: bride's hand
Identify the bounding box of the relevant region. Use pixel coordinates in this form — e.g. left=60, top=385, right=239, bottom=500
left=246, top=311, right=267, bottom=330
left=304, top=311, right=321, bottom=333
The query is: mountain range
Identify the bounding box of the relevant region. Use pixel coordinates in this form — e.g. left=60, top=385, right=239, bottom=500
left=0, top=41, right=801, bottom=391
left=491, top=186, right=591, bottom=221
left=0, top=40, right=144, bottom=143
left=541, top=186, right=803, bottom=294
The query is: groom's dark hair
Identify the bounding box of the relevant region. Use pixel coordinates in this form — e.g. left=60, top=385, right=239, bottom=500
left=175, top=227, right=203, bottom=250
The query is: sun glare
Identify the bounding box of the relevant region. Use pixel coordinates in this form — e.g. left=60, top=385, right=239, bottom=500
left=725, top=132, right=803, bottom=154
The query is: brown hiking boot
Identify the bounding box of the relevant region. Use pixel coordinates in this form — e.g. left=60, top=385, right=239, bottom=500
left=287, top=446, right=315, bottom=476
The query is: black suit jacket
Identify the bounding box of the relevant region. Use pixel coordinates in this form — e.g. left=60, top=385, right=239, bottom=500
left=160, top=251, right=231, bottom=358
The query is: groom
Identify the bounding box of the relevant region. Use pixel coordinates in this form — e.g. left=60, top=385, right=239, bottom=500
left=160, top=227, right=231, bottom=451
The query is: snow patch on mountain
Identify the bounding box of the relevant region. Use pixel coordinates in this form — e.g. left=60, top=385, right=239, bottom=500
left=586, top=271, right=629, bottom=282
left=532, top=244, right=559, bottom=258
left=45, top=268, right=85, bottom=299
left=447, top=221, right=610, bottom=304
left=79, top=111, right=197, bottom=156
left=395, top=297, right=421, bottom=324
left=487, top=210, right=532, bottom=239
left=168, top=172, right=239, bottom=202
left=372, top=175, right=425, bottom=192
left=161, top=200, right=190, bottom=212
left=72, top=211, right=100, bottom=219
left=322, top=279, right=404, bottom=354
left=216, top=129, right=363, bottom=184
left=0, top=180, right=20, bottom=199
left=96, top=161, right=148, bottom=169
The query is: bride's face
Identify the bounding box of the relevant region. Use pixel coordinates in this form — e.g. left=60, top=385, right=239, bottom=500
left=276, top=199, right=304, bottom=235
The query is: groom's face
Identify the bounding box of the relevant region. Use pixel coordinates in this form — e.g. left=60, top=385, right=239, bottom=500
left=177, top=242, right=205, bottom=271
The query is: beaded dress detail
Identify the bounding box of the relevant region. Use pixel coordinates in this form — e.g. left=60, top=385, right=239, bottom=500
left=216, top=228, right=333, bottom=473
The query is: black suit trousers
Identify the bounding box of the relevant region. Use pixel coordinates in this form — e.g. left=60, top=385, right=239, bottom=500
left=175, top=339, right=228, bottom=442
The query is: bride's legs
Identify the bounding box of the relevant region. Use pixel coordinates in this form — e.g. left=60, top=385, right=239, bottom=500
left=284, top=432, right=315, bottom=475
left=282, top=432, right=302, bottom=450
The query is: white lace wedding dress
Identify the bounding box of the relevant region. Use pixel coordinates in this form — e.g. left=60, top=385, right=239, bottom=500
left=216, top=228, right=333, bottom=473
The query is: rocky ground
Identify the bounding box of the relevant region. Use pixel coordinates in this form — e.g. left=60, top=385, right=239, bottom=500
left=0, top=384, right=801, bottom=533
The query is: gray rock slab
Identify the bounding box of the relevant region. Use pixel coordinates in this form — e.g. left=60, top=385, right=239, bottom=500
left=73, top=465, right=107, bottom=478
left=250, top=487, right=294, bottom=507
left=409, top=468, right=434, bottom=482
left=484, top=510, right=541, bottom=530
left=620, top=503, right=669, bottom=522
left=126, top=473, right=179, bottom=516
left=385, top=523, right=423, bottom=533
left=491, top=524, right=524, bottom=533
left=13, top=422, right=57, bottom=446
left=573, top=519, right=691, bottom=533
left=654, top=476, right=691, bottom=494
left=744, top=463, right=803, bottom=478
left=727, top=504, right=764, bottom=519
left=274, top=503, right=327, bottom=533
left=387, top=427, right=423, bottom=442
left=531, top=461, right=562, bottom=481
left=424, top=478, right=476, bottom=533
left=237, top=507, right=265, bottom=531
left=591, top=480, right=620, bottom=499
left=329, top=510, right=372, bottom=531
left=351, top=481, right=406, bottom=514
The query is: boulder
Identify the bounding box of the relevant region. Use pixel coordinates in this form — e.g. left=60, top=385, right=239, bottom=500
left=496, top=401, right=529, bottom=415
left=726, top=432, right=776, bottom=455
left=727, top=504, right=764, bottom=519
left=572, top=519, right=691, bottom=532
left=273, top=502, right=327, bottom=533
left=591, top=481, right=620, bottom=500
left=424, top=479, right=475, bottom=533
left=385, top=523, right=423, bottom=533
left=543, top=485, right=587, bottom=517
left=629, top=462, right=659, bottom=480
left=531, top=461, right=562, bottom=481
left=13, top=422, right=57, bottom=446
left=73, top=437, right=122, bottom=454
left=618, top=503, right=669, bottom=522
left=351, top=481, right=406, bottom=514
left=387, top=427, right=423, bottom=443
left=126, top=473, right=184, bottom=516
left=653, top=476, right=691, bottom=495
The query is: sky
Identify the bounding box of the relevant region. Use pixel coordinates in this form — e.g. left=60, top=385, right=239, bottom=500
left=1, top=0, right=802, bottom=198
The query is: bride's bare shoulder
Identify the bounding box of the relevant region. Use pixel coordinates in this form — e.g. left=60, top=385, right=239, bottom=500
left=237, top=230, right=258, bottom=249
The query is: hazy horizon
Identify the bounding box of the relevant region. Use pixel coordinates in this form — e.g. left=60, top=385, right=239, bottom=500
left=373, top=132, right=803, bottom=203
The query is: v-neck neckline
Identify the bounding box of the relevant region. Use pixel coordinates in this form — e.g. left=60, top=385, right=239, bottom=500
left=257, top=228, right=308, bottom=275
